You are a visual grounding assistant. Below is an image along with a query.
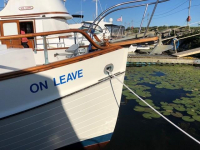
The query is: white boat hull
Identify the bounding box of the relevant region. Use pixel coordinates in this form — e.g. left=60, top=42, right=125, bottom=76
left=0, top=48, right=128, bottom=150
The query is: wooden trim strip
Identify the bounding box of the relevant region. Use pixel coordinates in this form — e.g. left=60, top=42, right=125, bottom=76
left=0, top=29, right=107, bottom=50
left=0, top=29, right=158, bottom=49
left=0, top=46, right=122, bottom=81
left=93, top=34, right=102, bottom=42
left=0, top=12, right=69, bottom=19
left=1, top=15, right=40, bottom=19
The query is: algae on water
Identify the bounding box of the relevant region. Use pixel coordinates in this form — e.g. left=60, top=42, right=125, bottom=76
left=123, top=65, right=200, bottom=122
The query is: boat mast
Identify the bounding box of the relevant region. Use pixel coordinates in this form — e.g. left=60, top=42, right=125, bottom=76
left=63, top=0, right=66, bottom=6
left=96, top=0, right=98, bottom=18
left=4, top=0, right=8, bottom=7
left=187, top=0, right=192, bottom=30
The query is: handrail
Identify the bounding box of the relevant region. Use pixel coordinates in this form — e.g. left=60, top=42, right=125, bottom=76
left=95, top=0, right=169, bottom=29
left=0, top=29, right=107, bottom=50
left=88, top=0, right=147, bottom=32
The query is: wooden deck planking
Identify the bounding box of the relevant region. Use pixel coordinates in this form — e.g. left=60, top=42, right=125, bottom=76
left=127, top=54, right=200, bottom=65
left=173, top=47, right=200, bottom=58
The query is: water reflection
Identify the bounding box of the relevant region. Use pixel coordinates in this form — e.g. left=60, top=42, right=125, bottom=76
left=106, top=65, right=200, bottom=150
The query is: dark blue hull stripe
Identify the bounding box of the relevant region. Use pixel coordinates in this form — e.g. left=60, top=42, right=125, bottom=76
left=81, top=133, right=113, bottom=147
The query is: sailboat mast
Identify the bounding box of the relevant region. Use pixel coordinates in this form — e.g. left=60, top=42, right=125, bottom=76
left=81, top=0, right=83, bottom=22
left=4, top=0, right=8, bottom=7
left=187, top=0, right=192, bottom=31
left=96, top=0, right=98, bottom=18
left=187, top=0, right=192, bottom=26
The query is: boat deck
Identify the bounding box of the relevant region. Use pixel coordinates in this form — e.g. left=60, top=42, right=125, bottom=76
left=172, top=47, right=200, bottom=58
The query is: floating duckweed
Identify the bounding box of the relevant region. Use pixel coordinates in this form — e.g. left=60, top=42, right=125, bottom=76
left=123, top=90, right=137, bottom=100
left=187, top=111, right=197, bottom=116
left=162, top=106, right=173, bottom=110
left=142, top=113, right=152, bottom=119
left=192, top=116, right=200, bottom=122
left=138, top=101, right=149, bottom=107
left=173, top=99, right=182, bottom=104
left=168, top=103, right=178, bottom=107
left=182, top=116, right=195, bottom=122
left=149, top=82, right=156, bottom=85
left=166, top=110, right=173, bottom=113
left=187, top=91, right=200, bottom=97
left=134, top=106, right=145, bottom=112
left=136, top=99, right=156, bottom=107
left=150, top=112, right=161, bottom=118
left=142, top=112, right=161, bottom=119
left=185, top=104, right=194, bottom=108
left=174, top=106, right=186, bottom=111
left=126, top=66, right=200, bottom=122
left=134, top=106, right=152, bottom=113
left=162, top=111, right=171, bottom=116
left=171, top=112, right=183, bottom=118
left=160, top=102, right=168, bottom=106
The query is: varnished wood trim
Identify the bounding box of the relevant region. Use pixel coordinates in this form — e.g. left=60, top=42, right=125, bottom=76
left=0, top=46, right=121, bottom=81
left=93, top=34, right=102, bottom=42
left=0, top=12, right=69, bottom=19
left=1, top=15, right=40, bottom=19
left=109, top=36, right=158, bottom=46
left=0, top=29, right=158, bottom=49
left=0, top=29, right=107, bottom=50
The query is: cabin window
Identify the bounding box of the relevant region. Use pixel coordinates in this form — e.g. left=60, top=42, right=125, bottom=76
left=3, top=22, right=18, bottom=36
left=19, top=21, right=35, bottom=48
left=19, top=22, right=34, bottom=36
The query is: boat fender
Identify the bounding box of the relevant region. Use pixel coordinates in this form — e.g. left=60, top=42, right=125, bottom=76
left=171, top=38, right=179, bottom=50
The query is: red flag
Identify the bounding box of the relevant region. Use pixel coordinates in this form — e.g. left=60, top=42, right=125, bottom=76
left=117, top=16, right=122, bottom=22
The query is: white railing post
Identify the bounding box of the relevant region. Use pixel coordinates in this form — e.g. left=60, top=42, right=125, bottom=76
left=42, top=36, right=49, bottom=64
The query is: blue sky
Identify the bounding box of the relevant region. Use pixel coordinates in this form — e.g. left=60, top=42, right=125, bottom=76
left=66, top=0, right=200, bottom=27
left=0, top=0, right=199, bottom=27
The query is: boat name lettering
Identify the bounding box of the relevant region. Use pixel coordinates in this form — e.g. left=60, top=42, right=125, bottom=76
left=29, top=69, right=83, bottom=93
left=30, top=80, right=48, bottom=93
left=19, top=6, right=34, bottom=11
left=53, top=69, right=83, bottom=86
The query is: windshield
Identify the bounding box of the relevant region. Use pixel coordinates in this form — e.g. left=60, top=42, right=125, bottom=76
left=80, top=22, right=103, bottom=34
left=105, top=25, right=125, bottom=38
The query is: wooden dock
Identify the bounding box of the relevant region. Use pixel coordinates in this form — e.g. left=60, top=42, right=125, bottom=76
left=127, top=54, right=200, bottom=65
left=172, top=47, right=200, bottom=58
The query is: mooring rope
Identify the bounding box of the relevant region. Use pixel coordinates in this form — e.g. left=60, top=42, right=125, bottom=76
left=107, top=70, right=200, bottom=145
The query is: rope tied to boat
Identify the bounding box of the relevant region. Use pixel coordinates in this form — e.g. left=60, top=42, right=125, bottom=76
left=106, top=70, right=200, bottom=145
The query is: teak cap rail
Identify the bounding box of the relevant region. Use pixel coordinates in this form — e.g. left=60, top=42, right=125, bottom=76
left=0, top=29, right=107, bottom=50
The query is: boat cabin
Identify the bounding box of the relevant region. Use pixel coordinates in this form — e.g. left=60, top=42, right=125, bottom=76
left=0, top=0, right=72, bottom=49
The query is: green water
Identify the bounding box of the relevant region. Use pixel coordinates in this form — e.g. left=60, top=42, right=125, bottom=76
left=107, top=65, right=200, bottom=150
left=124, top=65, right=200, bottom=122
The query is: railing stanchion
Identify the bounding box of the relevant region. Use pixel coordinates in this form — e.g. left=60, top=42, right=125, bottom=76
left=74, top=33, right=77, bottom=44
left=33, top=37, right=37, bottom=54
left=42, top=36, right=49, bottom=64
